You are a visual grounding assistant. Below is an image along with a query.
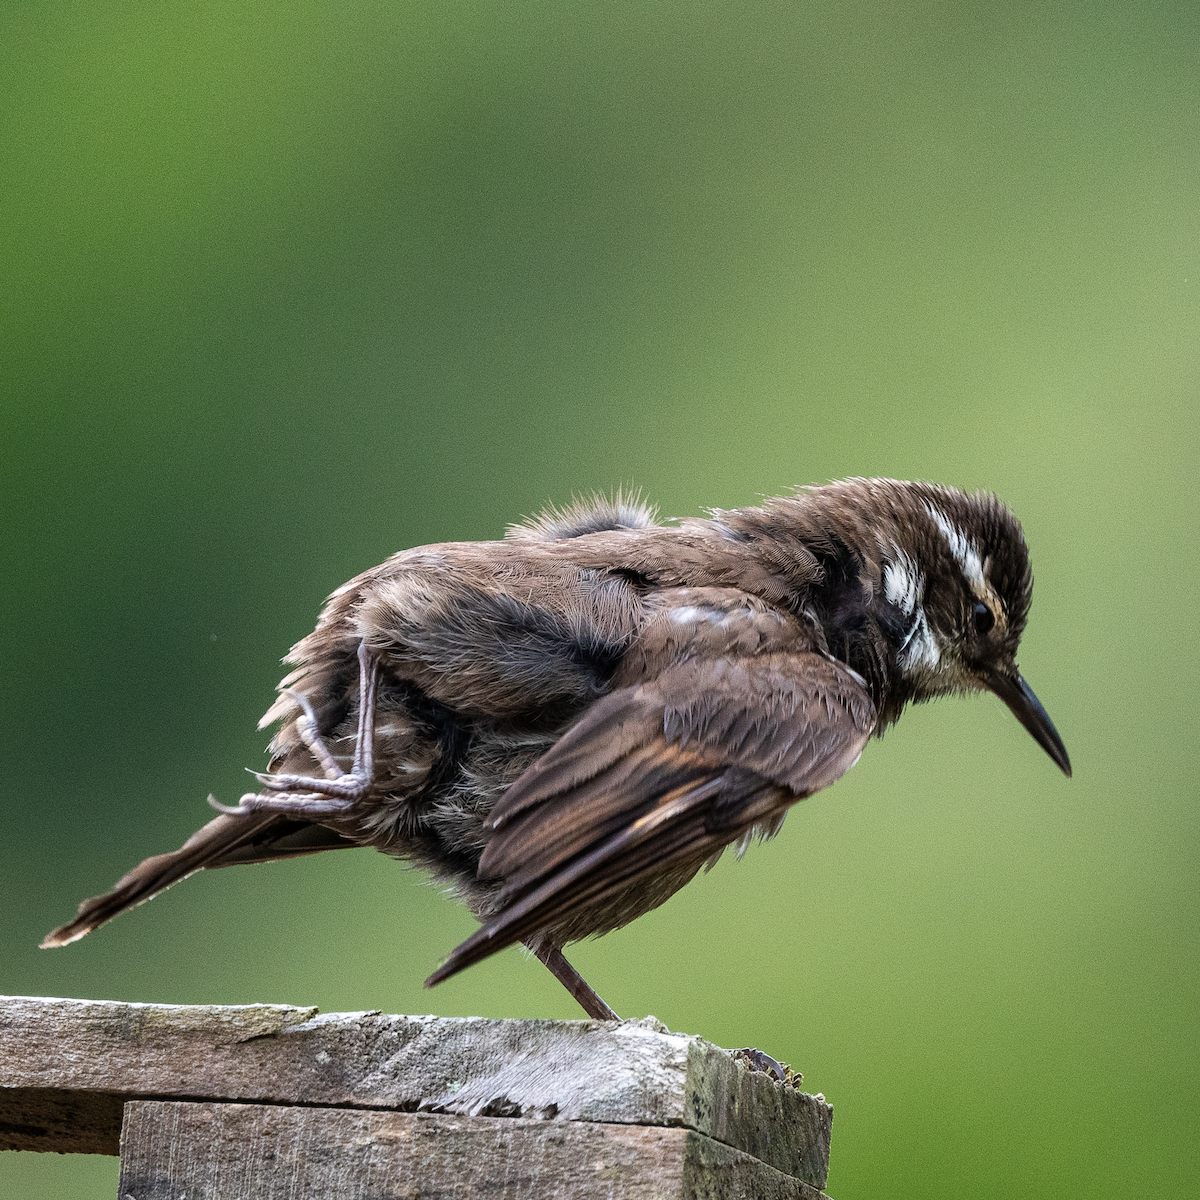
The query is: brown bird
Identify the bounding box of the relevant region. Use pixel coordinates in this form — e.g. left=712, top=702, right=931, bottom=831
left=43, top=478, right=1070, bottom=1020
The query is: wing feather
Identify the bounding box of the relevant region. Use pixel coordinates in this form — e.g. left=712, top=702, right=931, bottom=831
left=428, top=650, right=874, bottom=986
left=41, top=814, right=356, bottom=948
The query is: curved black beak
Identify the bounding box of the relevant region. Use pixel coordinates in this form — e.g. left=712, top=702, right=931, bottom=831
left=979, top=668, right=1072, bottom=777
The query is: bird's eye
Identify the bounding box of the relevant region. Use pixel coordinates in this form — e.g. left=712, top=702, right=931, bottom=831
left=973, top=602, right=995, bottom=636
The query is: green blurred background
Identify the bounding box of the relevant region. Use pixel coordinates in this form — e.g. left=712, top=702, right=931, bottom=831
left=2, top=2, right=1197, bottom=1196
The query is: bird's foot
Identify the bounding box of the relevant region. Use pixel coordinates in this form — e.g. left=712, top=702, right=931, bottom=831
left=210, top=639, right=380, bottom=819
left=730, top=1047, right=799, bottom=1085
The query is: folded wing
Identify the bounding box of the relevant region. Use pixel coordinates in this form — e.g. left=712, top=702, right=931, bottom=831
left=427, top=651, right=875, bottom=985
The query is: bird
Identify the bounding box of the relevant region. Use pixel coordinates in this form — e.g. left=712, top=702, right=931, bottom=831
left=42, top=477, right=1071, bottom=1020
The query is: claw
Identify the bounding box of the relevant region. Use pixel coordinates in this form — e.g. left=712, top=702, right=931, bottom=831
left=245, top=766, right=300, bottom=794
left=214, top=639, right=382, bottom=823
left=208, top=793, right=252, bottom=816
left=731, top=1048, right=792, bottom=1083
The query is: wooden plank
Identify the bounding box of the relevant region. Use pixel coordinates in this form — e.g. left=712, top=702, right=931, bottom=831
left=0, top=1086, right=123, bottom=1156
left=118, top=1100, right=831, bottom=1200
left=0, top=996, right=831, bottom=1186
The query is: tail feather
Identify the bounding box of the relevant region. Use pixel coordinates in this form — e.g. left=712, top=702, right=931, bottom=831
left=40, top=813, right=355, bottom=948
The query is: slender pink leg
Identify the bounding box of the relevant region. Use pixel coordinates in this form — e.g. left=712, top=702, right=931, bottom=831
left=210, top=640, right=380, bottom=819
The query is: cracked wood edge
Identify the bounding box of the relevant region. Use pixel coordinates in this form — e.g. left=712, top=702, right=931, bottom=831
left=118, top=1101, right=833, bottom=1200
left=0, top=995, right=830, bottom=1187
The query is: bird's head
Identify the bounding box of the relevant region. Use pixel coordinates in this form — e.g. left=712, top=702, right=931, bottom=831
left=797, top=478, right=1071, bottom=776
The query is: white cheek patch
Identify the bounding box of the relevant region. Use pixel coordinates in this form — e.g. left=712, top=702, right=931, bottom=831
left=926, top=504, right=987, bottom=596
left=883, top=548, right=941, bottom=676
left=884, top=550, right=921, bottom=615
left=899, top=605, right=940, bottom=673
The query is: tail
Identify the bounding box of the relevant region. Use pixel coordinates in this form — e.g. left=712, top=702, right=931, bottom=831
left=41, top=812, right=355, bottom=948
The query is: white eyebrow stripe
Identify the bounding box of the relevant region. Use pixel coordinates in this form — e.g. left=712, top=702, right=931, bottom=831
left=926, top=504, right=987, bottom=595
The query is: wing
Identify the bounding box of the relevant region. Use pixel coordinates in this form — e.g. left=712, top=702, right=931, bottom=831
left=427, top=650, right=875, bottom=985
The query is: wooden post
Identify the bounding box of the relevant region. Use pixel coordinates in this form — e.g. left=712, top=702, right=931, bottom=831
left=0, top=995, right=835, bottom=1198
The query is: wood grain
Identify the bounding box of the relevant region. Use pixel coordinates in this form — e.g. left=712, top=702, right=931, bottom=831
left=118, top=1101, right=831, bottom=1200
left=0, top=995, right=831, bottom=1186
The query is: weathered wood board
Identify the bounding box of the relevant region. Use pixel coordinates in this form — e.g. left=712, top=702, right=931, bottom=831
left=0, top=996, right=832, bottom=1188
left=118, top=1101, right=829, bottom=1200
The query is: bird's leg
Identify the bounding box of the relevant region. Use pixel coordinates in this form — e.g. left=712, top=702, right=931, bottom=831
left=252, top=639, right=379, bottom=796
left=528, top=941, right=620, bottom=1021
left=284, top=688, right=344, bottom=781
left=210, top=640, right=380, bottom=818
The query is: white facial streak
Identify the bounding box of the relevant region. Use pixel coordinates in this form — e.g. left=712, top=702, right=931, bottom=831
left=884, top=547, right=941, bottom=674
left=883, top=551, right=920, bottom=615
left=926, top=504, right=987, bottom=595
left=899, top=607, right=940, bottom=672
